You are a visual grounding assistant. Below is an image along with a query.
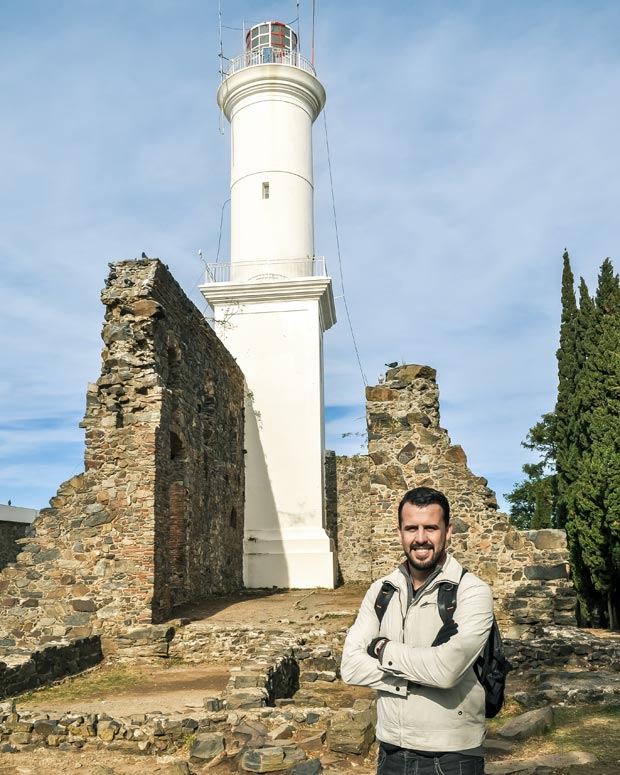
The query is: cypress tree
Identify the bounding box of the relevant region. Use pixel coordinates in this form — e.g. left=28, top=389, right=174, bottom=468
left=555, top=252, right=578, bottom=529
left=571, top=260, right=620, bottom=628
left=564, top=277, right=599, bottom=622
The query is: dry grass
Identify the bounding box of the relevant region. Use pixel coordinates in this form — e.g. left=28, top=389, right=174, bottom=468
left=489, top=705, right=620, bottom=769
left=18, top=662, right=146, bottom=705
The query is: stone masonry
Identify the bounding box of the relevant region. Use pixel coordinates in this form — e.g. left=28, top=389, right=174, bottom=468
left=329, top=365, right=576, bottom=635
left=325, top=452, right=371, bottom=584
left=0, top=259, right=245, bottom=656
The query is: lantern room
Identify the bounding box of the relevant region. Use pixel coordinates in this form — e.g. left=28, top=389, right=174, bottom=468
left=246, top=21, right=298, bottom=55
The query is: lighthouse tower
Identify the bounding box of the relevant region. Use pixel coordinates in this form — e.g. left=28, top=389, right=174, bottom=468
left=200, top=21, right=337, bottom=588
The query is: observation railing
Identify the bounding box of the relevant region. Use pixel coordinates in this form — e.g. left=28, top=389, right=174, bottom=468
left=204, top=257, right=326, bottom=284
left=223, top=48, right=316, bottom=78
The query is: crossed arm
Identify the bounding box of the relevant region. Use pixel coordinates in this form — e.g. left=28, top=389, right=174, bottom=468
left=340, top=579, right=493, bottom=693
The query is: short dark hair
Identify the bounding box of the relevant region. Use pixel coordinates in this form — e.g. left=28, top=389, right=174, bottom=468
left=397, top=487, right=450, bottom=527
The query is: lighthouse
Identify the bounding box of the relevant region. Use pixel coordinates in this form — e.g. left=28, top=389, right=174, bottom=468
left=200, top=21, right=337, bottom=588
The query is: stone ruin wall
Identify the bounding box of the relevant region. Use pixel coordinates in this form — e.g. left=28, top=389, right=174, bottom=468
left=330, top=364, right=576, bottom=636
left=325, top=452, right=371, bottom=584
left=0, top=259, right=245, bottom=658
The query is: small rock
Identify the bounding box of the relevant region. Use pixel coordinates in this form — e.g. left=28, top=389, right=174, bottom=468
left=226, top=687, right=268, bottom=709
left=328, top=710, right=374, bottom=756
left=241, top=745, right=306, bottom=772
left=497, top=707, right=554, bottom=741
left=0, top=700, right=16, bottom=716
left=189, top=732, right=225, bottom=763
left=269, top=723, right=295, bottom=740
left=298, top=730, right=326, bottom=751
left=204, top=697, right=223, bottom=712
left=289, top=758, right=323, bottom=775
left=234, top=719, right=269, bottom=743
left=97, top=719, right=122, bottom=741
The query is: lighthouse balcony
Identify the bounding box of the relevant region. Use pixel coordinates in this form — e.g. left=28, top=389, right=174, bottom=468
left=224, top=49, right=316, bottom=78
left=204, top=257, right=327, bottom=285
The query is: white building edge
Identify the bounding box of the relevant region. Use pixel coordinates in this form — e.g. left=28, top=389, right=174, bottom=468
left=200, top=21, right=337, bottom=588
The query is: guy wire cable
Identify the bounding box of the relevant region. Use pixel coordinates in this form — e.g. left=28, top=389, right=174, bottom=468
left=216, top=198, right=231, bottom=264
left=323, top=111, right=368, bottom=388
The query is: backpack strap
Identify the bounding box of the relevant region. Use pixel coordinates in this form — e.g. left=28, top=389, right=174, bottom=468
left=374, top=581, right=396, bottom=626
left=437, top=567, right=468, bottom=623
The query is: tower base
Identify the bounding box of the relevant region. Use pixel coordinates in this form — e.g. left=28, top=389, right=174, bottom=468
left=243, top=529, right=336, bottom=589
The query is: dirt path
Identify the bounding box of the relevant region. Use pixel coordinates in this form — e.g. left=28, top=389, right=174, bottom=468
left=20, top=664, right=230, bottom=719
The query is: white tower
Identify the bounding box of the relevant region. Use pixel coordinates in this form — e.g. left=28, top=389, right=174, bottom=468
left=200, top=21, right=337, bottom=588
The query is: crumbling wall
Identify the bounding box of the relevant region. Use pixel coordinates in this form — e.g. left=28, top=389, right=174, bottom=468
left=366, top=364, right=575, bottom=634
left=0, top=259, right=245, bottom=655
left=325, top=452, right=371, bottom=584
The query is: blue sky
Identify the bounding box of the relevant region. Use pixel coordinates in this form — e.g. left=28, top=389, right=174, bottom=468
left=2, top=0, right=620, bottom=513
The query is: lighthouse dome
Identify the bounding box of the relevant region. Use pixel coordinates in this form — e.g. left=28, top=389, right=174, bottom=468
left=246, top=21, right=298, bottom=55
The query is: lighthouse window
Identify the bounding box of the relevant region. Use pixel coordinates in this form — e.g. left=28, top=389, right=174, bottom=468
left=271, top=24, right=295, bottom=51
left=262, top=182, right=270, bottom=200
left=250, top=24, right=270, bottom=50
left=247, top=22, right=297, bottom=53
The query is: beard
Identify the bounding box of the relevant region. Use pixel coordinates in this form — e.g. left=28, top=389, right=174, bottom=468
left=404, top=540, right=447, bottom=573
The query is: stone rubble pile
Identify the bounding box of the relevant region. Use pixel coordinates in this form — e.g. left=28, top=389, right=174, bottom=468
left=0, top=698, right=376, bottom=773
left=2, top=623, right=617, bottom=771
left=504, top=625, right=620, bottom=707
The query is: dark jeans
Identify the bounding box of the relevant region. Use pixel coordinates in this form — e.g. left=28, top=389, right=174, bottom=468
left=377, top=743, right=485, bottom=775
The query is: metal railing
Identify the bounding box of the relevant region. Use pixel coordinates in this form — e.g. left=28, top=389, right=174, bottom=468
left=224, top=48, right=316, bottom=78
left=204, top=257, right=326, bottom=284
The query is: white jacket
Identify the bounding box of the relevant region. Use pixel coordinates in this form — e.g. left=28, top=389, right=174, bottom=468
left=340, top=554, right=494, bottom=752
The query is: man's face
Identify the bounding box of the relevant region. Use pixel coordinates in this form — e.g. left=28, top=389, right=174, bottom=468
left=398, top=502, right=452, bottom=576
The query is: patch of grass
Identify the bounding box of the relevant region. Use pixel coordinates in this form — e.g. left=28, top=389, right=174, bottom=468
left=181, top=732, right=197, bottom=751
left=492, top=705, right=620, bottom=767
left=164, top=652, right=185, bottom=667
left=18, top=662, right=147, bottom=705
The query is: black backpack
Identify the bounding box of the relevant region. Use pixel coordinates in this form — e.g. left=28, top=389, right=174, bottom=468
left=374, top=569, right=511, bottom=718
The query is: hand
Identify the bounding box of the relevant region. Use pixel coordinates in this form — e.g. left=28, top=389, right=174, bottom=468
left=367, top=637, right=389, bottom=659
left=431, top=620, right=458, bottom=646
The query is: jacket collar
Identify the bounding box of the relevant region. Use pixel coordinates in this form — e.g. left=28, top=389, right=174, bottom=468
left=385, top=552, right=464, bottom=592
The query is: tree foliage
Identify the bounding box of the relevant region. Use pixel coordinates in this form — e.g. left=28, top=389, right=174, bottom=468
left=555, top=251, right=579, bottom=529
left=504, top=413, right=556, bottom=530
left=565, top=259, right=620, bottom=628
left=506, top=253, right=620, bottom=629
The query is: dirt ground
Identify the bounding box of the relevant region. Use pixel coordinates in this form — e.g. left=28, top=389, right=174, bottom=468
left=2, top=588, right=619, bottom=774
left=0, top=588, right=371, bottom=774
left=17, top=586, right=367, bottom=720
left=172, top=585, right=366, bottom=629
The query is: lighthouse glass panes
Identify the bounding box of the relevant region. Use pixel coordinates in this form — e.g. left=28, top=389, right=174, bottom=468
left=246, top=22, right=298, bottom=54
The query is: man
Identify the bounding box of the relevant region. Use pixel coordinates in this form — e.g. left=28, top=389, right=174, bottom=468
left=340, top=486, right=493, bottom=775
